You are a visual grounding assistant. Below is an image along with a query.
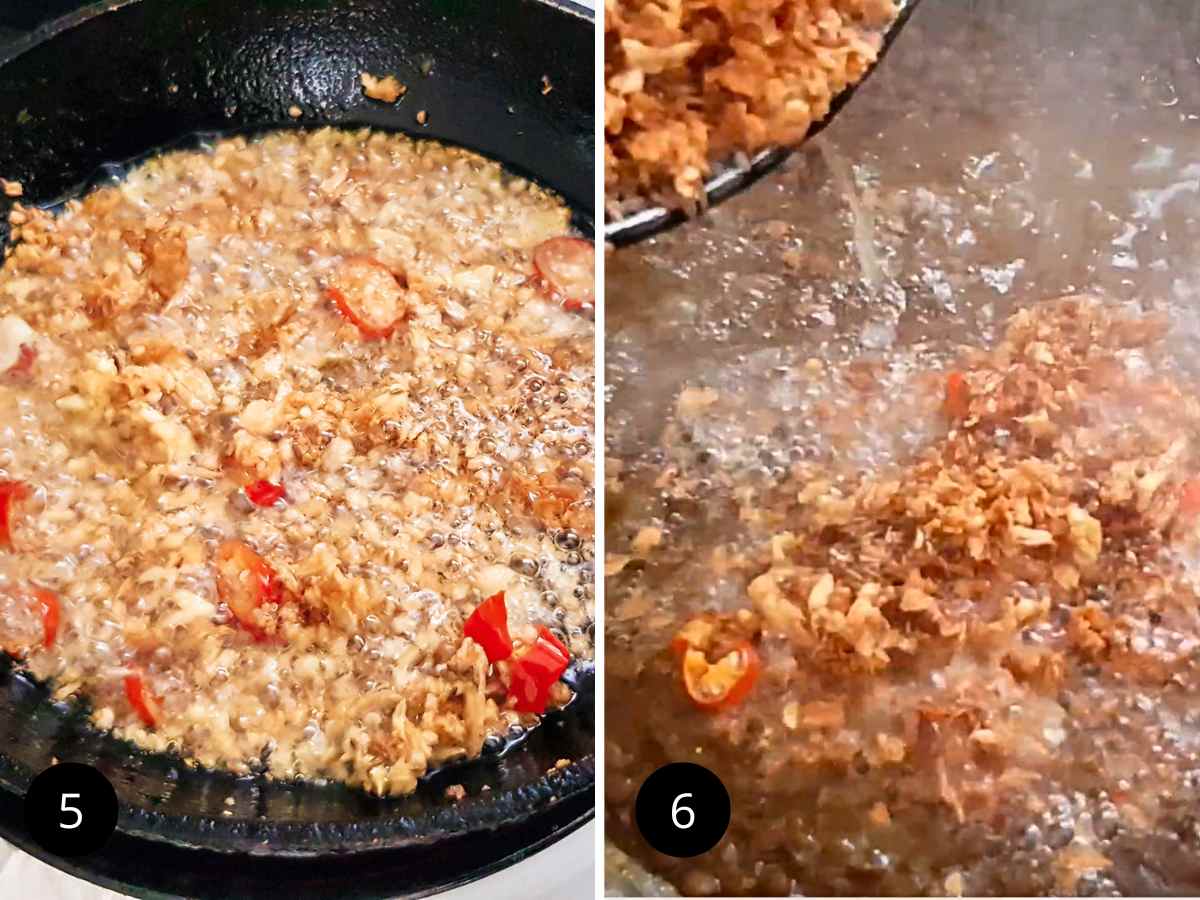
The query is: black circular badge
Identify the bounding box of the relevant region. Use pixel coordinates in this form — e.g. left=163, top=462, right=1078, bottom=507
left=634, top=762, right=731, bottom=858
left=24, top=762, right=118, bottom=857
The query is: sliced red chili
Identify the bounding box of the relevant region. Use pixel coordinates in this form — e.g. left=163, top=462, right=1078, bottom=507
left=943, top=371, right=970, bottom=420
left=5, top=344, right=36, bottom=377
left=245, top=479, right=286, bottom=507
left=0, top=480, right=30, bottom=549
left=326, top=256, right=408, bottom=339
left=215, top=540, right=287, bottom=641
left=124, top=674, right=162, bottom=728
left=671, top=617, right=760, bottom=712
left=464, top=591, right=513, bottom=663
left=507, top=626, right=570, bottom=714
left=533, top=237, right=594, bottom=312
left=680, top=641, right=761, bottom=712
left=34, top=588, right=59, bottom=649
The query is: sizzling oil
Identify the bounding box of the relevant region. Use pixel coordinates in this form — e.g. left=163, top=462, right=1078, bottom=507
left=606, top=0, right=1200, bottom=895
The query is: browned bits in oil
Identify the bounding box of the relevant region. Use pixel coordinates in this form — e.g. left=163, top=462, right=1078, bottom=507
left=608, top=298, right=1200, bottom=894
left=0, top=128, right=594, bottom=797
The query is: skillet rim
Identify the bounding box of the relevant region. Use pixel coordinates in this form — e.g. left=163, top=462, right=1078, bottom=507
left=0, top=0, right=596, bottom=68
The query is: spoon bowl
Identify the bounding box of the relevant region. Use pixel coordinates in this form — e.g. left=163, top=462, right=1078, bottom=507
left=604, top=0, right=923, bottom=246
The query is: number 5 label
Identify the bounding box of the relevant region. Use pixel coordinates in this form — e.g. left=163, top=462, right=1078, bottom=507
left=59, top=793, right=83, bottom=830
left=24, top=763, right=118, bottom=857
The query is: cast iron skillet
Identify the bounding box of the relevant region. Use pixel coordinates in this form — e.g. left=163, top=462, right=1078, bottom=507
left=0, top=1, right=595, bottom=896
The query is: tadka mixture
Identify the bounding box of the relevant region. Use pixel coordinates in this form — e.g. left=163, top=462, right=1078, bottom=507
left=0, top=128, right=595, bottom=796
left=608, top=297, right=1200, bottom=895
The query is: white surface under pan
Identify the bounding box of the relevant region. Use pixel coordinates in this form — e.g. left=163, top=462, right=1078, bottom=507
left=2, top=820, right=595, bottom=899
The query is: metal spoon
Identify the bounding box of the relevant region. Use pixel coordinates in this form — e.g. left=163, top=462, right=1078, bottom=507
left=604, top=0, right=923, bottom=246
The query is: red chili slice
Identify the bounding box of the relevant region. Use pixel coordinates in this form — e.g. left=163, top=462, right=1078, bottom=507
left=680, top=641, right=760, bottom=712
left=34, top=588, right=59, bottom=649
left=943, top=371, right=970, bottom=420
left=464, top=591, right=513, bottom=662
left=0, top=480, right=30, bottom=549
left=124, top=674, right=162, bottom=728
left=507, top=626, right=570, bottom=714
left=5, top=345, right=36, bottom=377
left=215, top=540, right=287, bottom=641
left=326, top=256, right=408, bottom=339
left=533, top=237, right=594, bottom=312
left=245, top=480, right=286, bottom=507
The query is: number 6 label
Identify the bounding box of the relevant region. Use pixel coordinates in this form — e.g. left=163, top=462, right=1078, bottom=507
left=671, top=792, right=695, bottom=830
left=635, top=762, right=730, bottom=858
left=23, top=763, right=118, bottom=857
